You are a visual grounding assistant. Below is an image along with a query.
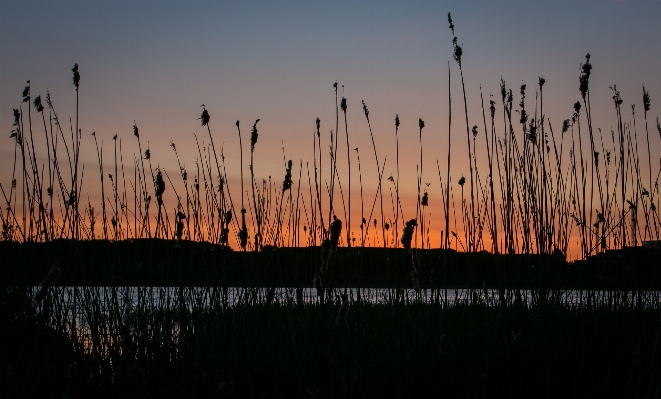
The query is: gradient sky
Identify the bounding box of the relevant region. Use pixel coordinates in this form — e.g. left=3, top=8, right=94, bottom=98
left=1, top=0, right=660, bottom=258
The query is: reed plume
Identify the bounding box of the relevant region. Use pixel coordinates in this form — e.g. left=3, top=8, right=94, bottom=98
left=33, top=265, right=61, bottom=305
left=401, top=218, right=417, bottom=251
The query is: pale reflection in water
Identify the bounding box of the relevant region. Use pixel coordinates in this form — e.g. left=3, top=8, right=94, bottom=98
left=31, top=286, right=661, bottom=356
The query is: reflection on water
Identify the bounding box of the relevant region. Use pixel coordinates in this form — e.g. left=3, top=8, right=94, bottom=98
left=32, top=285, right=661, bottom=314
left=29, top=286, right=661, bottom=356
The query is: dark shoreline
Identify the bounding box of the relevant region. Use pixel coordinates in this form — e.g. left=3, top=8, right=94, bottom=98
left=1, top=238, right=659, bottom=289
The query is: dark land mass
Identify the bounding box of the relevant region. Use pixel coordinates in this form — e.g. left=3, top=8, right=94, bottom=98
left=1, top=239, right=659, bottom=289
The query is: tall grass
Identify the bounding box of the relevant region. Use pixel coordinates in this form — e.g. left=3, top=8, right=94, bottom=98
left=1, top=24, right=660, bottom=262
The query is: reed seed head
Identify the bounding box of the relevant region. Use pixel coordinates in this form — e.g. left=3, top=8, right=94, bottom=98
left=341, top=97, right=347, bottom=113
left=395, top=114, right=400, bottom=128
left=500, top=77, right=507, bottom=104
left=33, top=95, right=44, bottom=112
left=282, top=159, right=293, bottom=192
left=421, top=190, right=428, bottom=206
left=238, top=226, right=248, bottom=250
left=419, top=117, right=425, bottom=130
left=447, top=13, right=454, bottom=35
left=472, top=125, right=478, bottom=139
left=581, top=54, right=592, bottom=79
left=452, top=39, right=463, bottom=66
left=594, top=151, right=600, bottom=168
left=133, top=122, right=139, bottom=138
left=200, top=106, right=210, bottom=126
left=579, top=55, right=592, bottom=99
left=458, top=176, right=466, bottom=186
left=329, top=215, right=342, bottom=251
left=67, top=190, right=77, bottom=207
left=154, top=169, right=165, bottom=198
left=538, top=76, right=545, bottom=88
left=579, top=75, right=589, bottom=100
left=643, top=86, right=651, bottom=112
left=519, top=85, right=528, bottom=124
left=362, top=100, right=369, bottom=118
left=250, top=119, right=260, bottom=150
left=400, top=219, right=417, bottom=251
left=175, top=221, right=184, bottom=239
left=22, top=83, right=30, bottom=103
left=72, top=63, right=80, bottom=88
left=574, top=101, right=581, bottom=114
left=610, top=86, right=623, bottom=107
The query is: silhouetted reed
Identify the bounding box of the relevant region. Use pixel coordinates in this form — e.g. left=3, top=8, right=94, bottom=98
left=33, top=266, right=61, bottom=304
left=362, top=100, right=386, bottom=247
left=401, top=218, right=417, bottom=251
left=1, top=16, right=659, bottom=262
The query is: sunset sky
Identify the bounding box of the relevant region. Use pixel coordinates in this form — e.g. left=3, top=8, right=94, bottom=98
left=1, top=1, right=660, bottom=259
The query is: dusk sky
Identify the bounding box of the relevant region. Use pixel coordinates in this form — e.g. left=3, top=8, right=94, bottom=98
left=1, top=1, right=660, bottom=257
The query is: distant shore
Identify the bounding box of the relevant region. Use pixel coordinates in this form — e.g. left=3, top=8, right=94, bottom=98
left=2, top=238, right=659, bottom=289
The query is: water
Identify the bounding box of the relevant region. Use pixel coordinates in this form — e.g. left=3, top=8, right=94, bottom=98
left=32, top=285, right=661, bottom=313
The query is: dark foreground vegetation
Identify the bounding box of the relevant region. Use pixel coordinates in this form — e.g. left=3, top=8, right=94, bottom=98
left=2, top=283, right=661, bottom=398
